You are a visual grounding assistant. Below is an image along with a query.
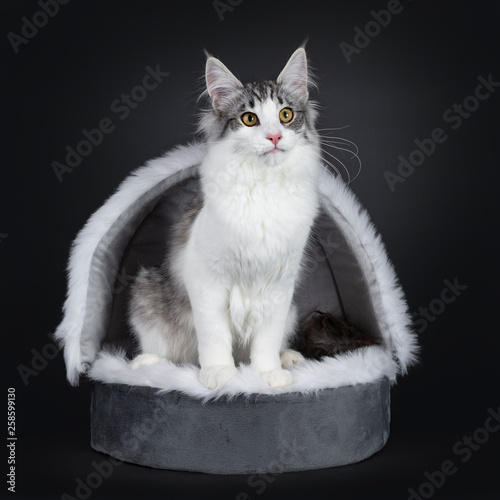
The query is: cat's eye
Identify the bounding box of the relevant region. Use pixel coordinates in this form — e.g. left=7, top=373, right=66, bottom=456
left=241, top=112, right=258, bottom=127
left=279, top=108, right=294, bottom=123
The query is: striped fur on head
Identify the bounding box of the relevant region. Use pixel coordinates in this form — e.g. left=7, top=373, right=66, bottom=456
left=198, top=48, right=318, bottom=143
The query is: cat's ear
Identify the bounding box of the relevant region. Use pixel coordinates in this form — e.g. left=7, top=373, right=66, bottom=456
left=277, top=47, right=309, bottom=101
left=206, top=57, right=243, bottom=113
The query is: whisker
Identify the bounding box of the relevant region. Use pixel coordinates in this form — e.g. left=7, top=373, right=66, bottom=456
left=320, top=156, right=342, bottom=178
left=317, top=136, right=359, bottom=156
left=317, top=132, right=362, bottom=184
left=319, top=145, right=359, bottom=162
left=316, top=126, right=351, bottom=132
left=318, top=141, right=359, bottom=162
left=320, top=147, right=351, bottom=184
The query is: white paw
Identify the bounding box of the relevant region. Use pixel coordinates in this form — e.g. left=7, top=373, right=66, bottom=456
left=199, top=365, right=237, bottom=390
left=130, top=353, right=162, bottom=369
left=280, top=349, right=305, bottom=369
left=261, top=368, right=293, bottom=388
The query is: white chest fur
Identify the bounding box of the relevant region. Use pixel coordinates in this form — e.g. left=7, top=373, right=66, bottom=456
left=173, top=140, right=321, bottom=370
left=196, top=142, right=320, bottom=277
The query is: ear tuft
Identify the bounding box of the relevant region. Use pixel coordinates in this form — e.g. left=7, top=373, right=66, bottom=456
left=205, top=57, right=243, bottom=113
left=277, top=47, right=309, bottom=101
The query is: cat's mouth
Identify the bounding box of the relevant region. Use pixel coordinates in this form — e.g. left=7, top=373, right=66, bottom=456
left=264, top=146, right=284, bottom=155
left=261, top=146, right=287, bottom=166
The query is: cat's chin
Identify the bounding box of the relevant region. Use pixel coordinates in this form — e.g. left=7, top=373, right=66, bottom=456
left=260, top=148, right=287, bottom=167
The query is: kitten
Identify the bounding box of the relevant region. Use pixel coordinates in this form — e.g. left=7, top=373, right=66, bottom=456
left=294, top=312, right=379, bottom=360
left=129, top=47, right=321, bottom=389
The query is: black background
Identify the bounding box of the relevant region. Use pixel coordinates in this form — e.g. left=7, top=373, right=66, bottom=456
left=2, top=1, right=500, bottom=499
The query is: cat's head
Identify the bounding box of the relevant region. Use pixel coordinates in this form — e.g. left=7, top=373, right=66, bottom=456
left=199, top=48, right=318, bottom=167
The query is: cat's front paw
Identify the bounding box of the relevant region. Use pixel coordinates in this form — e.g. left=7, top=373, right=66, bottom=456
left=199, top=365, right=237, bottom=390
left=261, top=368, right=293, bottom=388
left=280, top=349, right=305, bottom=369
left=130, top=353, right=162, bottom=369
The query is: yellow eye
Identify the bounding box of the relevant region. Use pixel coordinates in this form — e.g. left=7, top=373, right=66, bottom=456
left=279, top=108, right=293, bottom=123
left=241, top=112, right=258, bottom=127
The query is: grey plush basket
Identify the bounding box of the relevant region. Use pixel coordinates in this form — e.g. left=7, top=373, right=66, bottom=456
left=91, top=379, right=390, bottom=474
left=55, top=144, right=416, bottom=474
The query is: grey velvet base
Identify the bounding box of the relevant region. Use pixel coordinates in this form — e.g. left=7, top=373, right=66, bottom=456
left=90, top=378, right=390, bottom=474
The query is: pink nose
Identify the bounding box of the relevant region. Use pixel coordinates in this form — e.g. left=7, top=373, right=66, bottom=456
left=267, top=133, right=282, bottom=146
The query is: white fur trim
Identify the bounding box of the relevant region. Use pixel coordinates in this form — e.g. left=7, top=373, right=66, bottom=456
left=55, top=142, right=417, bottom=389
left=89, top=345, right=397, bottom=401
left=318, top=169, right=419, bottom=373
left=54, top=141, right=207, bottom=385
